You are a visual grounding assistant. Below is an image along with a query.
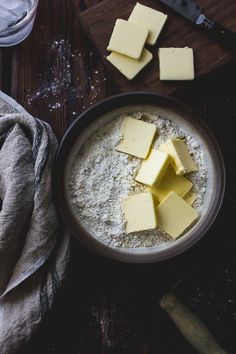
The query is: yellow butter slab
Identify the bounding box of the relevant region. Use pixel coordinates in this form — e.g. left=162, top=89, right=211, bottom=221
left=148, top=166, right=193, bottom=202
left=135, top=149, right=170, bottom=186
left=107, top=19, right=149, bottom=59
left=128, top=2, right=167, bottom=45
left=116, top=117, right=157, bottom=158
left=157, top=191, right=198, bottom=239
left=161, top=138, right=197, bottom=175
left=106, top=48, right=153, bottom=80
left=123, top=192, right=157, bottom=233
left=184, top=191, right=197, bottom=205
left=158, top=47, right=195, bottom=80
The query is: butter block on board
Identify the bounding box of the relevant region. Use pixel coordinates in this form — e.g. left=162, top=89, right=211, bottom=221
left=135, top=149, right=170, bottom=187
left=107, top=19, right=149, bottom=59
left=129, top=2, right=167, bottom=45
left=161, top=138, right=197, bottom=175
left=157, top=191, right=198, bottom=239
left=107, top=48, right=153, bottom=80
left=158, top=47, right=195, bottom=80
left=184, top=190, right=197, bottom=205
left=123, top=192, right=157, bottom=233
left=148, top=166, right=193, bottom=202
left=116, top=117, right=157, bottom=158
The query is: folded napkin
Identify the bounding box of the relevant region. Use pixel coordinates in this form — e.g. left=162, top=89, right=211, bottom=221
left=0, top=91, right=70, bottom=353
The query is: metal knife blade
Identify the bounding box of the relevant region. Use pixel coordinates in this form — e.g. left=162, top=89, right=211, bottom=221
left=159, top=0, right=202, bottom=24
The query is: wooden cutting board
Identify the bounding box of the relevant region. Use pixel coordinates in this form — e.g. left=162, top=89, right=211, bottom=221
left=79, top=0, right=236, bottom=95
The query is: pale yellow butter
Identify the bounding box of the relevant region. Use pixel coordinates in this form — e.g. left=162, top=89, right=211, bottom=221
left=116, top=117, right=157, bottom=158
left=107, top=19, right=149, bottom=59
left=157, top=191, right=198, bottom=239
left=161, top=138, right=197, bottom=175
left=135, top=149, right=170, bottom=186
left=123, top=192, right=157, bottom=233
left=158, top=47, right=195, bottom=80
left=106, top=48, right=153, bottom=80
left=184, top=191, right=197, bottom=205
left=148, top=166, right=193, bottom=202
left=128, top=2, right=167, bottom=45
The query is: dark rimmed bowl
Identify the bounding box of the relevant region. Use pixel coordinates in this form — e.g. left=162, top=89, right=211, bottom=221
left=54, top=92, right=225, bottom=263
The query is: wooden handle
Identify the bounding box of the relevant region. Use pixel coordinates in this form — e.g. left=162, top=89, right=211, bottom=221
left=160, top=292, right=227, bottom=354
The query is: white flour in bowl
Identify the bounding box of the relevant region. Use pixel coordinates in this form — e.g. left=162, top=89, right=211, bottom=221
left=69, top=113, right=208, bottom=248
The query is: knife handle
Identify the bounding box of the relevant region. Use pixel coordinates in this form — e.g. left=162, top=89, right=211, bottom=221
left=196, top=14, right=236, bottom=50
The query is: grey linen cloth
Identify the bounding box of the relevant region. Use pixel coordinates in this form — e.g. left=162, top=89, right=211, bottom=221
left=0, top=91, right=70, bottom=353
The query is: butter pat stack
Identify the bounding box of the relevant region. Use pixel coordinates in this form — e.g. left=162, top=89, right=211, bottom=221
left=115, top=115, right=199, bottom=239
left=106, top=3, right=196, bottom=82
left=107, top=19, right=148, bottom=59
left=106, top=3, right=167, bottom=79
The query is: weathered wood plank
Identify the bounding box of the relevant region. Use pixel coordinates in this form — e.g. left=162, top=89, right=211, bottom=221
left=84, top=0, right=104, bottom=7
left=0, top=48, right=14, bottom=94
left=9, top=0, right=112, bottom=140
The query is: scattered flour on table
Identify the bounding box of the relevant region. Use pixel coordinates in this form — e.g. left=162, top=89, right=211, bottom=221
left=69, top=113, right=208, bottom=248
left=26, top=39, right=107, bottom=114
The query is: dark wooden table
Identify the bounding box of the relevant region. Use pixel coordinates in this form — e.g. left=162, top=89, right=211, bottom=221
left=1, top=1, right=236, bottom=353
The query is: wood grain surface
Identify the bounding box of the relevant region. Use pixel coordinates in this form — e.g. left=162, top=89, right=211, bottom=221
left=0, top=0, right=236, bottom=353
left=79, top=0, right=236, bottom=94
left=1, top=0, right=114, bottom=139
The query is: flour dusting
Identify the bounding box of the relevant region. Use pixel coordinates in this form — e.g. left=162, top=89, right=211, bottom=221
left=26, top=39, right=107, bottom=115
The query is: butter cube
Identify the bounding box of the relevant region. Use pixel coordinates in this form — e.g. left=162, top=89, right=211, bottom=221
left=123, top=192, right=157, bottom=233
left=129, top=2, right=167, bottom=45
left=158, top=47, right=195, bottom=80
left=107, top=19, right=149, bottom=59
left=107, top=48, right=153, bottom=80
left=116, top=117, right=157, bottom=158
left=148, top=166, right=193, bottom=202
left=135, top=149, right=170, bottom=186
left=161, top=139, right=197, bottom=175
left=157, top=191, right=198, bottom=239
left=184, top=191, right=197, bottom=205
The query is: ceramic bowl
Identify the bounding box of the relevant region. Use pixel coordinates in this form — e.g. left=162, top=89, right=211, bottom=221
left=54, top=92, right=225, bottom=263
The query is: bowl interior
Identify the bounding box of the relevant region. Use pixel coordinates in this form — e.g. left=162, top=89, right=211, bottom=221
left=55, top=94, right=225, bottom=263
